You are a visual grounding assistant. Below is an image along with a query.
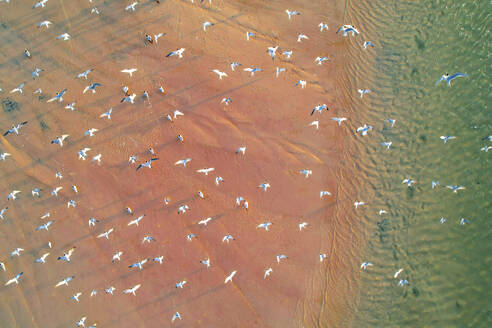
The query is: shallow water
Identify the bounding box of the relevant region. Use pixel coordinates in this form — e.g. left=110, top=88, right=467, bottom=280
left=341, top=0, right=491, bottom=327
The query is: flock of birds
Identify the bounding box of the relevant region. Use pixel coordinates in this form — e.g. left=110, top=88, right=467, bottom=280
left=0, top=0, right=489, bottom=327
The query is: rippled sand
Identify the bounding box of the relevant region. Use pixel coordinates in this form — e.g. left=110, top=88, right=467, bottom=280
left=0, top=1, right=361, bottom=327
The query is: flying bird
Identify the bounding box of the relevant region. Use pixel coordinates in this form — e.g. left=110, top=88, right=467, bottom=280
left=5, top=272, right=23, bottom=286
left=137, top=158, right=159, bottom=170
left=129, top=258, right=148, bottom=270
left=336, top=25, right=359, bottom=36
left=56, top=33, right=70, bottom=41
left=264, top=268, right=273, bottom=279
left=125, top=1, right=138, bottom=11
left=299, top=169, right=312, bottom=178
left=123, top=284, right=141, bottom=295
left=121, top=68, right=137, bottom=77
left=175, top=281, right=187, bottom=289
left=196, top=167, right=215, bottom=175
left=446, top=185, right=465, bottom=193
left=76, top=69, right=93, bottom=79
left=203, top=21, right=214, bottom=31
left=435, top=73, right=468, bottom=86
left=51, top=134, right=69, bottom=147
left=357, top=124, right=372, bottom=136
left=331, top=117, right=347, bottom=126
left=10, top=82, right=25, bottom=94
left=285, top=9, right=300, bottom=19
left=225, top=270, right=237, bottom=283
left=35, top=253, right=50, bottom=264
left=36, top=220, right=54, bottom=231
left=83, top=83, right=101, bottom=94
left=257, top=222, right=272, bottom=231
left=128, top=214, right=145, bottom=226
left=440, top=135, right=456, bottom=144
left=166, top=48, right=185, bottom=58
left=55, top=275, right=75, bottom=287
left=212, top=69, right=227, bottom=79
left=319, top=22, right=329, bottom=31
left=3, top=121, right=28, bottom=136
left=358, top=89, right=371, bottom=98
left=112, top=251, right=123, bottom=263
left=276, top=254, right=288, bottom=263
left=47, top=88, right=67, bottom=103
left=57, top=247, right=75, bottom=262
left=100, top=108, right=112, bottom=119
left=97, top=227, right=114, bottom=239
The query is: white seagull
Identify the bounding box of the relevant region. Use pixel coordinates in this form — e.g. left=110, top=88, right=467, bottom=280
left=212, top=69, right=227, bottom=79
left=128, top=214, right=145, bottom=226
left=196, top=167, right=215, bottom=175
left=121, top=68, right=137, bottom=77
left=97, top=227, right=114, bottom=239
left=225, top=270, right=237, bottom=284
left=123, top=284, right=141, bottom=295
left=285, top=9, right=300, bottom=19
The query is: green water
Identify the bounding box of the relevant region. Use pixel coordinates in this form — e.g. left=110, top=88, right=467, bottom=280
left=342, top=0, right=491, bottom=327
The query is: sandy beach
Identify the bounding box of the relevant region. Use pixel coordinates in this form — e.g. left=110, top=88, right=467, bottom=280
left=0, top=1, right=363, bottom=327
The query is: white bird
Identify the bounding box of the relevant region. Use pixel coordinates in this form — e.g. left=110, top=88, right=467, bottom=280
left=198, top=217, right=213, bottom=226
left=358, top=89, right=371, bottom=98
left=142, top=236, right=156, bottom=243
left=128, top=214, right=145, bottom=226
left=320, top=191, right=331, bottom=198
left=166, top=48, right=185, bottom=58
left=299, top=222, right=308, bottom=231
left=222, top=234, right=234, bottom=243
left=336, top=25, right=359, bottom=37
left=319, top=22, right=329, bottom=31
left=203, top=21, right=214, bottom=31
left=47, top=88, right=67, bottom=103
left=257, top=222, right=272, bottom=231
left=357, top=124, right=372, bottom=136
left=5, top=272, right=23, bottom=286
left=10, top=248, right=23, bottom=257
left=299, top=169, right=312, bottom=178
left=125, top=1, right=138, bottom=11
left=225, top=270, right=237, bottom=284
left=186, top=233, right=196, bottom=241
left=112, top=251, right=123, bottom=263
left=276, top=67, right=286, bottom=77
left=175, top=204, right=189, bottom=215
left=71, top=185, right=77, bottom=193
left=105, top=286, right=116, bottom=295
left=276, top=254, right=288, bottom=263
left=10, top=82, right=25, bottom=94
left=258, top=183, right=270, bottom=191
left=360, top=262, right=373, bottom=270
left=92, top=153, right=102, bottom=164
left=386, top=118, right=396, bottom=127
left=153, top=256, right=164, bottom=264
left=446, top=185, right=465, bottom=193
left=33, top=88, right=42, bottom=94
left=121, top=68, right=137, bottom=77
left=309, top=121, right=319, bottom=129
left=3, top=121, right=28, bottom=136
left=215, top=176, right=224, bottom=185
left=221, top=97, right=232, bottom=105
left=36, top=220, right=54, bottom=231
left=196, top=167, right=215, bottom=175
left=246, top=31, right=254, bottom=40
left=76, top=69, right=93, bottom=79
left=267, top=46, right=279, bottom=60
left=402, top=178, right=416, bottom=187
left=314, top=56, right=329, bottom=65
left=283, top=50, right=293, bottom=59
left=129, top=258, right=148, bottom=270
left=172, top=312, right=182, bottom=322
left=97, top=227, right=114, bottom=239
left=200, top=258, right=210, bottom=267
left=236, top=146, right=246, bottom=155
left=57, top=33, right=70, bottom=41
left=75, top=317, right=86, bottom=327
left=32, top=188, right=41, bottom=197
left=32, top=68, right=44, bottom=79
left=331, top=117, right=347, bottom=126
left=0, top=152, right=11, bottom=161
left=440, top=135, right=456, bottom=144
left=51, top=186, right=62, bottom=196
left=173, top=110, right=184, bottom=119
left=136, top=158, right=159, bottom=170
left=33, top=0, right=48, bottom=8
left=51, top=134, right=69, bottom=147
left=91, top=6, right=99, bottom=14
left=123, top=284, right=141, bottom=295
left=285, top=9, right=300, bottom=19
left=212, top=69, right=227, bottom=79
left=88, top=217, right=99, bottom=227
left=66, top=199, right=76, bottom=208
left=296, top=80, right=306, bottom=88
left=378, top=209, right=387, bottom=215
left=243, top=67, right=262, bottom=76
left=83, top=83, right=101, bottom=94
left=297, top=34, right=309, bottom=42
left=381, top=141, right=392, bottom=149
left=71, top=292, right=82, bottom=302
left=55, top=171, right=63, bottom=180
left=320, top=253, right=328, bottom=262
left=394, top=268, right=404, bottom=279
left=7, top=190, right=21, bottom=200
left=65, top=102, right=76, bottom=112
left=154, top=32, right=165, bottom=43
left=264, top=268, right=273, bottom=279
left=0, top=262, right=5, bottom=271
left=57, top=247, right=75, bottom=262
left=230, top=62, right=242, bottom=71
left=363, top=41, right=375, bottom=49
left=84, top=128, right=98, bottom=137
left=90, top=290, right=97, bottom=297
left=55, top=275, right=75, bottom=287
left=354, top=201, right=365, bottom=209
left=0, top=207, right=7, bottom=219
left=100, top=108, right=112, bottom=119
left=175, top=281, right=187, bottom=289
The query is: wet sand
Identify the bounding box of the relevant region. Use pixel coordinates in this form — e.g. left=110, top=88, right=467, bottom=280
left=0, top=1, right=361, bottom=327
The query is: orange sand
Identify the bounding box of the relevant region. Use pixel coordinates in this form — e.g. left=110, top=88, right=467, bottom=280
left=0, top=1, right=361, bottom=327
